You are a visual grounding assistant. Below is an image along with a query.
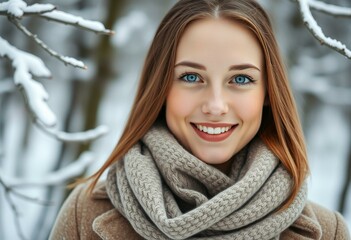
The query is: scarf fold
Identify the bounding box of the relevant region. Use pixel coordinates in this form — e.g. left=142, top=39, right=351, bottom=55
left=106, top=124, right=307, bottom=240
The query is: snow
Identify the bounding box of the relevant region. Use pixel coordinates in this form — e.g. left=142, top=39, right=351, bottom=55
left=0, top=0, right=55, bottom=17
left=0, top=36, right=57, bottom=127
left=61, top=56, right=86, bottom=69
left=23, top=4, right=55, bottom=14
left=1, top=0, right=27, bottom=17
left=309, top=0, right=351, bottom=17
left=299, top=0, right=351, bottom=59
left=1, top=151, right=94, bottom=187
left=40, top=124, right=109, bottom=142
left=42, top=10, right=111, bottom=34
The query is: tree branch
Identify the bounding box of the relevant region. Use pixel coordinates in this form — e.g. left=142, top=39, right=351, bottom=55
left=8, top=17, right=87, bottom=69
left=1, top=151, right=95, bottom=187
left=35, top=120, right=109, bottom=143
left=0, top=36, right=56, bottom=127
left=40, top=10, right=114, bottom=35
left=1, top=21, right=108, bottom=139
left=0, top=1, right=113, bottom=35
left=0, top=0, right=55, bottom=17
left=2, top=189, right=26, bottom=240
left=0, top=175, right=51, bottom=240
left=297, top=0, right=351, bottom=59
left=309, top=0, right=351, bottom=18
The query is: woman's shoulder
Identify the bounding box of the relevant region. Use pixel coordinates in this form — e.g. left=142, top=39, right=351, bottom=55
left=307, top=201, right=350, bottom=239
left=283, top=201, right=350, bottom=240
left=50, top=181, right=142, bottom=240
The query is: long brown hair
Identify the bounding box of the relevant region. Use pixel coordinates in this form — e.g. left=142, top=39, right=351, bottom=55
left=85, top=0, right=309, bottom=210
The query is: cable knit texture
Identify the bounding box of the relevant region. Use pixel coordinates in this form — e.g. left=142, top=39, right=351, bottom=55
left=106, top=123, right=308, bottom=240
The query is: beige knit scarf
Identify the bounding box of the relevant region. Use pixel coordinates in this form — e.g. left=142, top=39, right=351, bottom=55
left=106, top=124, right=307, bottom=240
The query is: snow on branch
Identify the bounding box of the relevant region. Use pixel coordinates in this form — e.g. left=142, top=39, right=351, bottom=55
left=36, top=120, right=109, bottom=142
left=41, top=10, right=114, bottom=35
left=309, top=0, right=351, bottom=18
left=0, top=36, right=56, bottom=127
left=0, top=0, right=55, bottom=17
left=1, top=0, right=111, bottom=139
left=1, top=0, right=113, bottom=70
left=0, top=0, right=113, bottom=35
left=0, top=175, right=27, bottom=240
left=0, top=37, right=108, bottom=139
left=0, top=151, right=95, bottom=187
left=0, top=150, right=93, bottom=240
left=296, top=0, right=351, bottom=59
left=8, top=17, right=86, bottom=69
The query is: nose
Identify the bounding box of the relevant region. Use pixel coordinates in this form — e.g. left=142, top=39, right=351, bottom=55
left=202, top=87, right=229, bottom=116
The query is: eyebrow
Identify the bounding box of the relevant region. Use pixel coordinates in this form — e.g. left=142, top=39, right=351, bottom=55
left=174, top=61, right=260, bottom=72
left=174, top=61, right=206, bottom=70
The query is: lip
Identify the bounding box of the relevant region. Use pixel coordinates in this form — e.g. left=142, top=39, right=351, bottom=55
left=191, top=122, right=237, bottom=142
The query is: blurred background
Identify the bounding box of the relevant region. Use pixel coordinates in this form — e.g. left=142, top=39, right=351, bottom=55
left=0, top=0, right=350, bottom=239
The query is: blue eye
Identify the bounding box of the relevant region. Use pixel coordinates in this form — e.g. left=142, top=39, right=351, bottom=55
left=180, top=73, right=200, bottom=82
left=232, top=75, right=252, bottom=85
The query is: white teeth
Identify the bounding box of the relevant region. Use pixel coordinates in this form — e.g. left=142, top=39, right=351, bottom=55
left=195, top=124, right=232, bottom=135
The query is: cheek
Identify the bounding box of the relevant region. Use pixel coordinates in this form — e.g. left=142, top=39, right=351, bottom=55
left=235, top=92, right=265, bottom=123
left=166, top=87, right=196, bottom=121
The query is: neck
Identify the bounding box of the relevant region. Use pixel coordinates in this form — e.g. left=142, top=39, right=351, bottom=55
left=210, top=157, right=234, bottom=175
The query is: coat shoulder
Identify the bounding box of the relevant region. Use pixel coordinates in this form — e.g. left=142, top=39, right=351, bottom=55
left=282, top=201, right=350, bottom=240
left=308, top=201, right=350, bottom=240
left=50, top=181, right=141, bottom=240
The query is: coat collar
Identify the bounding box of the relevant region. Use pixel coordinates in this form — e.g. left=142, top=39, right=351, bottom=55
left=90, top=182, right=142, bottom=239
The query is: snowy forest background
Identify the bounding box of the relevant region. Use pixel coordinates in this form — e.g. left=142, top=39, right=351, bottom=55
left=0, top=0, right=350, bottom=239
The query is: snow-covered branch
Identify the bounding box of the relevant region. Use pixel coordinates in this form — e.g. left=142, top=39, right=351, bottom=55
left=296, top=0, right=351, bottom=59
left=308, top=0, right=351, bottom=18
left=36, top=121, right=109, bottom=142
left=0, top=1, right=113, bottom=239
left=0, top=1, right=55, bottom=17
left=41, top=10, right=114, bottom=35
left=0, top=173, right=52, bottom=240
left=0, top=151, right=94, bottom=187
left=0, top=36, right=56, bottom=127
left=0, top=150, right=94, bottom=239
left=0, top=0, right=113, bottom=35
left=0, top=37, right=108, bottom=139
left=1, top=0, right=112, bottom=70
left=8, top=17, right=87, bottom=69
left=1, top=181, right=27, bottom=240
left=1, top=0, right=111, bottom=138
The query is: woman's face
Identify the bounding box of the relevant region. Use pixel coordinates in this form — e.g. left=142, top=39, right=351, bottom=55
left=166, top=18, right=265, bottom=169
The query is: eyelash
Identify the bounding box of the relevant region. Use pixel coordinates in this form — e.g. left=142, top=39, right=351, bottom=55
left=178, top=72, right=255, bottom=85
left=231, top=74, right=255, bottom=85
left=178, top=72, right=202, bottom=83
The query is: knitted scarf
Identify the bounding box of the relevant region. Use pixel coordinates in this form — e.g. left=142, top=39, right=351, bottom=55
left=106, top=124, right=307, bottom=240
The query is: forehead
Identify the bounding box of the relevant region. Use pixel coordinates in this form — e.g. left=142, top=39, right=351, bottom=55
left=176, top=18, right=263, bottom=68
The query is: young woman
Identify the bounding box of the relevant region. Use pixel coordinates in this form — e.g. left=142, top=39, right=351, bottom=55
left=50, top=0, right=350, bottom=239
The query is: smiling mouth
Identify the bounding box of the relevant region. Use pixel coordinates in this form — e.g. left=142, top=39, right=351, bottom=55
left=191, top=123, right=237, bottom=142
left=195, top=124, right=233, bottom=135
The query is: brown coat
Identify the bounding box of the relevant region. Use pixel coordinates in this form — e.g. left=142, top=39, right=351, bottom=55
left=49, top=182, right=350, bottom=240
